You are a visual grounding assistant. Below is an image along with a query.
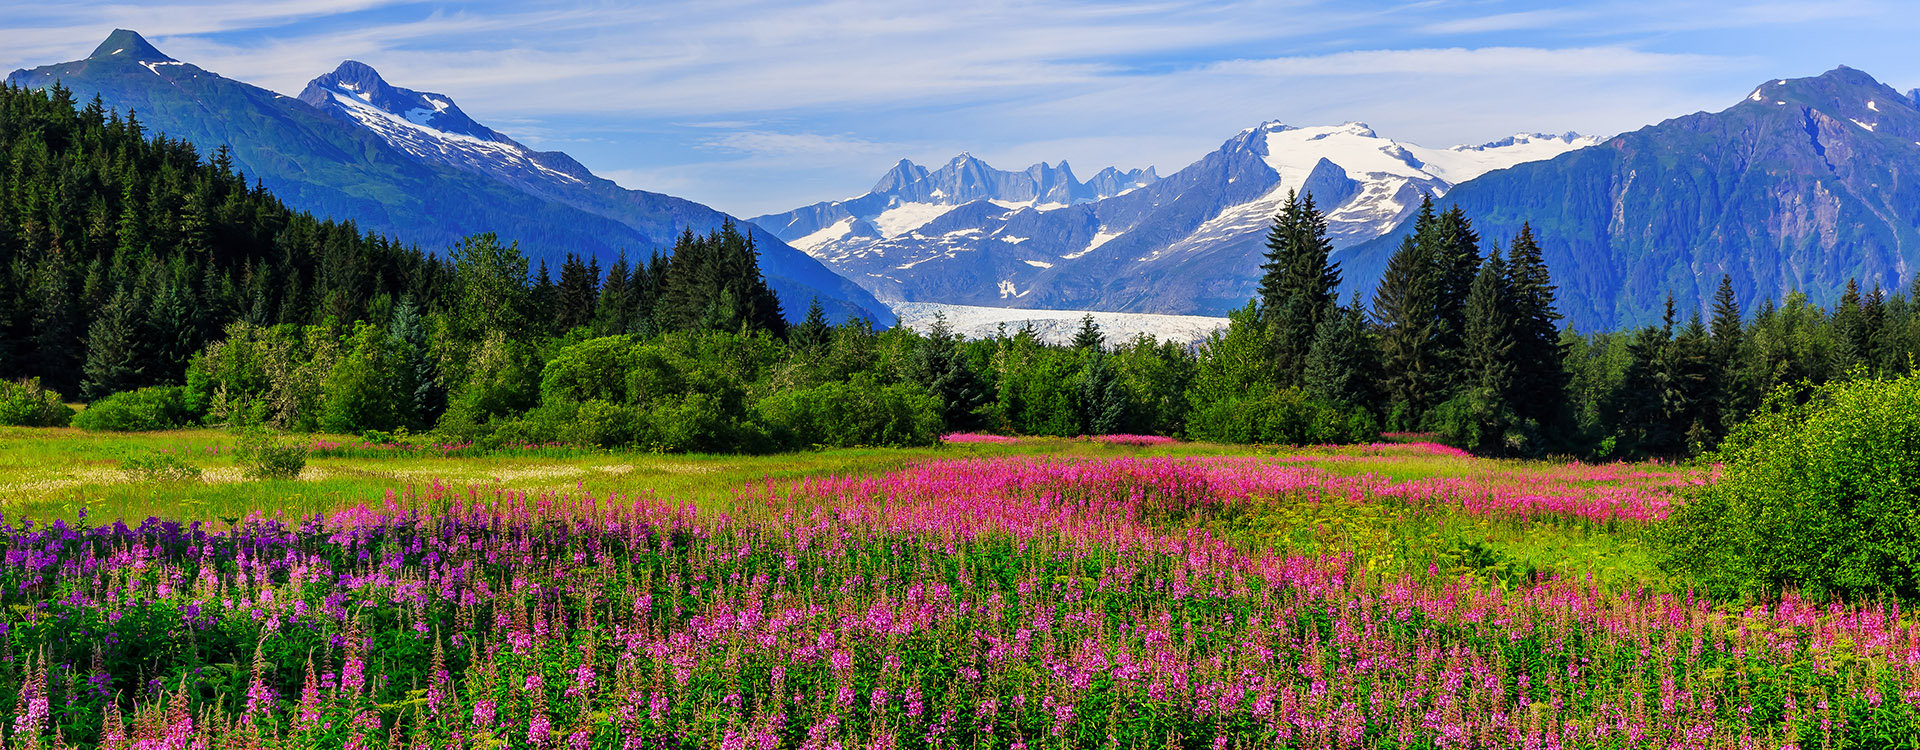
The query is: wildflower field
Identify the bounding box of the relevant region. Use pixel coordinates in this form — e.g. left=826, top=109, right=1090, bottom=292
left=0, top=429, right=1913, bottom=748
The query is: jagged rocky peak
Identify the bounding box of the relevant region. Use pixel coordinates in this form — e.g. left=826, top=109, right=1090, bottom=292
left=299, top=60, right=501, bottom=143
left=88, top=30, right=175, bottom=63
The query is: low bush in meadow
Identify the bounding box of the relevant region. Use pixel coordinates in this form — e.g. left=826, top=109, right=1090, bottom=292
left=118, top=451, right=205, bottom=483
left=234, top=429, right=309, bottom=479
left=73, top=386, right=199, bottom=431
left=0, top=377, right=71, bottom=427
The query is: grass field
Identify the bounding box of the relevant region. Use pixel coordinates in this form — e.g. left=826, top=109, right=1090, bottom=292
left=10, top=427, right=1902, bottom=748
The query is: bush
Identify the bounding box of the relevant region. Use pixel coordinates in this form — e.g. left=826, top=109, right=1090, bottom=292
left=1660, top=371, right=1920, bottom=600
left=1186, top=387, right=1376, bottom=445
left=73, top=387, right=198, bottom=432
left=235, top=430, right=309, bottom=480
left=758, top=377, right=942, bottom=448
left=0, top=378, right=72, bottom=427
left=120, top=453, right=204, bottom=483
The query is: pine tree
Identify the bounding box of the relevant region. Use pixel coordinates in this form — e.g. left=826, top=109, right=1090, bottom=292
left=81, top=287, right=144, bottom=400
left=1372, top=220, right=1444, bottom=429
left=1255, top=190, right=1340, bottom=386
left=910, top=314, right=990, bottom=430
left=1429, top=205, right=1482, bottom=391
left=1455, top=248, right=1519, bottom=452
left=593, top=255, right=631, bottom=337
left=1502, top=224, right=1569, bottom=435
left=388, top=297, right=442, bottom=429
left=1303, top=294, right=1380, bottom=411
left=1707, top=274, right=1748, bottom=432
left=554, top=253, right=598, bottom=332
left=793, top=297, right=832, bottom=353
left=1071, top=314, right=1105, bottom=351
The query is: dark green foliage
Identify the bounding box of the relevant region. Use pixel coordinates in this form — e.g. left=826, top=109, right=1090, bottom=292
left=661, top=222, right=787, bottom=338
left=1504, top=224, right=1570, bottom=437
left=73, top=386, right=196, bottom=431
left=792, top=297, right=832, bottom=353
left=909, top=315, right=991, bottom=431
left=1071, top=314, right=1105, bottom=351
left=1257, top=190, right=1340, bottom=387
left=1661, top=371, right=1920, bottom=599
left=81, top=287, right=144, bottom=400
left=1303, top=295, right=1379, bottom=414
left=1440, top=248, right=1522, bottom=453
left=758, top=376, right=941, bottom=448
left=0, top=377, right=71, bottom=427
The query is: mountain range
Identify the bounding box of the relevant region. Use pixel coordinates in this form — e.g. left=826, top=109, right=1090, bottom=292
left=752, top=124, right=1597, bottom=315
left=12, top=31, right=1920, bottom=335
left=6, top=30, right=891, bottom=325
left=1341, top=66, right=1920, bottom=330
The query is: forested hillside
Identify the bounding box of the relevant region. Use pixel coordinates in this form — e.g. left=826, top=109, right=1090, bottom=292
left=6, top=83, right=1919, bottom=461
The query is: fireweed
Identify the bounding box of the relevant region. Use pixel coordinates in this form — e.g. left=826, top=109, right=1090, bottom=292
left=0, top=452, right=1909, bottom=749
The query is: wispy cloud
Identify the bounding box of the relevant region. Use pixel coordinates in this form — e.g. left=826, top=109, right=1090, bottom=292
left=1208, top=46, right=1732, bottom=77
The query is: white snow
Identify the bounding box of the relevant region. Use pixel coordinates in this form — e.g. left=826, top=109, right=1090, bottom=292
left=426, top=97, right=451, bottom=113
left=324, top=87, right=583, bottom=184
left=1851, top=118, right=1877, bottom=132
left=792, top=217, right=856, bottom=253
left=891, top=302, right=1227, bottom=346
left=139, top=61, right=184, bottom=75
left=997, top=279, right=1022, bottom=298
left=111, top=48, right=123, bottom=55
left=1000, top=235, right=1030, bottom=244
left=1022, top=259, right=1054, bottom=268
left=872, top=201, right=956, bottom=238
left=1063, top=230, right=1122, bottom=260
left=1749, top=89, right=1765, bottom=102
left=1869, top=100, right=1880, bottom=112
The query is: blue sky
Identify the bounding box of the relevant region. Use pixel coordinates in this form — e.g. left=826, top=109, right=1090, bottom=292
left=4, top=0, right=1917, bottom=217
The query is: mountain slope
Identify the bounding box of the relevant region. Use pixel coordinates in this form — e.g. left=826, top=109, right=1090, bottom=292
left=1338, top=66, right=1920, bottom=331
left=756, top=124, right=1593, bottom=315
left=7, top=31, right=890, bottom=324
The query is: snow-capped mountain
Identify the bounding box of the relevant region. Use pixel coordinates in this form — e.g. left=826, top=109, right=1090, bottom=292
left=299, top=61, right=596, bottom=192
left=753, top=154, right=1156, bottom=256
left=753, top=123, right=1597, bottom=315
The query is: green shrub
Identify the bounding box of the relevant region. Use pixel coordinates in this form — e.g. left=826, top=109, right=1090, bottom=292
left=120, top=452, right=204, bottom=483
left=235, top=430, right=309, bottom=480
left=0, top=378, right=72, bottom=427
left=758, top=377, right=942, bottom=448
left=1660, top=371, right=1920, bottom=600
left=1186, top=387, right=1376, bottom=445
left=73, top=387, right=198, bottom=432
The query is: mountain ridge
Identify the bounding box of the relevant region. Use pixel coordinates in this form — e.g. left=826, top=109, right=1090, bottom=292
left=1337, top=65, right=1920, bottom=330
left=6, top=31, right=892, bottom=325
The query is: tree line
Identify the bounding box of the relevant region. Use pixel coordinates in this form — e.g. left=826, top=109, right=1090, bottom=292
left=5, top=81, right=1920, bottom=457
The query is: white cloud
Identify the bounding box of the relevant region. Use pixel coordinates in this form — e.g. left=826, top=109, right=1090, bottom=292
left=1207, top=46, right=1730, bottom=78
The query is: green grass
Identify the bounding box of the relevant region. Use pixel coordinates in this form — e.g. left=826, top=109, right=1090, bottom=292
left=0, top=427, right=1681, bottom=589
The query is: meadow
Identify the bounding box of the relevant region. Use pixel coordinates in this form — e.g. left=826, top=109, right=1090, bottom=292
left=0, top=428, right=1908, bottom=749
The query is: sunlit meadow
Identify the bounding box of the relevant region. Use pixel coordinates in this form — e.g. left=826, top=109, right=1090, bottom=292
left=1, top=433, right=1911, bottom=748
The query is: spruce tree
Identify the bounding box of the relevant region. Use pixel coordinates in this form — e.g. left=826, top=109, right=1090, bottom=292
left=554, top=253, right=597, bottom=333
left=1071, top=314, right=1105, bottom=351
left=910, top=314, right=990, bottom=430
left=594, top=255, right=632, bottom=337
left=1303, top=294, right=1380, bottom=411
left=1372, top=220, right=1444, bottom=429
left=793, top=297, right=832, bottom=353
left=1502, top=223, right=1569, bottom=434
left=1456, top=248, right=1519, bottom=452
left=1255, top=190, right=1340, bottom=386
left=81, top=287, right=144, bottom=400
left=1707, top=274, right=1748, bottom=431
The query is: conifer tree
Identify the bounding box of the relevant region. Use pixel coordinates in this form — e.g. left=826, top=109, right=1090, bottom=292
left=910, top=314, right=990, bottom=430
left=1256, top=190, right=1340, bottom=386
left=1303, top=294, right=1379, bottom=411
left=594, top=255, right=631, bottom=337
left=1372, top=210, right=1444, bottom=428
left=554, top=253, right=598, bottom=333
left=1454, top=248, right=1519, bottom=452
left=1502, top=224, right=1569, bottom=434
left=1071, top=314, right=1105, bottom=351
left=1708, top=274, right=1748, bottom=431
left=81, top=287, right=144, bottom=400
left=793, top=297, right=832, bottom=353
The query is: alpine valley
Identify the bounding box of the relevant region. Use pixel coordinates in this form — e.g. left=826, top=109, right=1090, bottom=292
left=752, top=125, right=1598, bottom=317
left=5, top=30, right=892, bottom=325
